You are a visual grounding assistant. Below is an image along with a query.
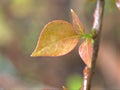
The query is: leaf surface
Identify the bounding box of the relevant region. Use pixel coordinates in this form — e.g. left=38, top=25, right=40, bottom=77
left=31, top=20, right=79, bottom=57
left=71, top=9, right=85, bottom=34
left=79, top=39, right=93, bottom=67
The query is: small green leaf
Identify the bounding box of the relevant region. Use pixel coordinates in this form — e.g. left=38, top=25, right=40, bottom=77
left=71, top=9, right=85, bottom=34
left=31, top=20, right=79, bottom=57
left=79, top=39, right=93, bottom=68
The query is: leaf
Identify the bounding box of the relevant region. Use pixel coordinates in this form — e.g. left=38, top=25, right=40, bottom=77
left=31, top=20, right=79, bottom=57
left=79, top=39, right=93, bottom=67
left=71, top=9, right=85, bottom=34
left=116, top=0, right=120, bottom=10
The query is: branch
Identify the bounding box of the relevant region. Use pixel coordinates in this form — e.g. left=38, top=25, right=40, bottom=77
left=81, top=0, right=104, bottom=90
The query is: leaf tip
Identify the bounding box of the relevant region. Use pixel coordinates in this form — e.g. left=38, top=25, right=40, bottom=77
left=70, top=9, right=75, bottom=15
left=30, top=53, right=34, bottom=57
left=30, top=51, right=37, bottom=57
left=70, top=9, right=74, bottom=13
left=70, top=9, right=85, bottom=34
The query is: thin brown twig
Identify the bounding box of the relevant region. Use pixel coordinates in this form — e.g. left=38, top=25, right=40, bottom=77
left=80, top=0, right=104, bottom=90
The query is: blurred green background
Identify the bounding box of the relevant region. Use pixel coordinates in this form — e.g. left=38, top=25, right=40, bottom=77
left=0, top=0, right=120, bottom=90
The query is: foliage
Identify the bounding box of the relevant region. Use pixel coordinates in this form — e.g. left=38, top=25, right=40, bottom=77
left=79, top=38, right=93, bottom=68
left=31, top=9, right=94, bottom=68
left=31, top=20, right=79, bottom=56
left=31, top=0, right=120, bottom=89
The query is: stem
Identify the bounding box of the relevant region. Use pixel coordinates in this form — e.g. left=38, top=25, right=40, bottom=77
left=80, top=0, right=104, bottom=90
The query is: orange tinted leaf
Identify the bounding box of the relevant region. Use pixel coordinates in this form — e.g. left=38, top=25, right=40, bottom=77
left=116, top=0, right=120, bottom=10
left=71, top=9, right=85, bottom=34
left=31, top=20, right=79, bottom=57
left=79, top=39, right=93, bottom=67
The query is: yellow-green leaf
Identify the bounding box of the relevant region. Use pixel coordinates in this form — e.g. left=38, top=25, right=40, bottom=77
left=79, top=39, right=93, bottom=68
left=31, top=20, right=79, bottom=57
left=71, top=9, right=85, bottom=34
